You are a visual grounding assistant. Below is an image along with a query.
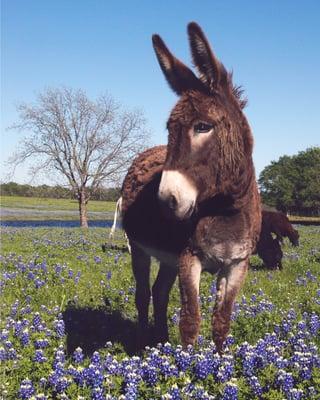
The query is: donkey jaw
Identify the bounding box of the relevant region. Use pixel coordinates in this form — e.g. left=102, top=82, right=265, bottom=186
left=158, top=170, right=198, bottom=220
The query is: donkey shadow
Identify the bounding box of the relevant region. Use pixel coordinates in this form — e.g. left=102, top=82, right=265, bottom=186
left=63, top=305, right=141, bottom=357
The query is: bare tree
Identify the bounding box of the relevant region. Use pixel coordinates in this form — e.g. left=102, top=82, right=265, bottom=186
left=9, top=87, right=150, bottom=227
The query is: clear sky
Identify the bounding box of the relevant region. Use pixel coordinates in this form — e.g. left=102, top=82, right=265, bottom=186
left=1, top=0, right=320, bottom=184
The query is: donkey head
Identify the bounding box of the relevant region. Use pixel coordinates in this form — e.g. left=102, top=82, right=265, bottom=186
left=289, top=228, right=299, bottom=247
left=154, top=23, right=254, bottom=220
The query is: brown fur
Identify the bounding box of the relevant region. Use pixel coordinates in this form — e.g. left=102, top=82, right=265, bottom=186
left=121, top=23, right=261, bottom=352
left=255, top=210, right=299, bottom=269
left=261, top=210, right=299, bottom=246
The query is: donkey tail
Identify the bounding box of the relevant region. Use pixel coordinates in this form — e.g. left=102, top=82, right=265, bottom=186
left=109, top=197, right=123, bottom=239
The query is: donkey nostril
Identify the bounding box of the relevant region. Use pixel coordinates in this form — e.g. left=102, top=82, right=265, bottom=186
left=168, top=194, right=177, bottom=210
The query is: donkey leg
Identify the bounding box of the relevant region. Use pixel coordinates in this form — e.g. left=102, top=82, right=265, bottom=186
left=131, top=244, right=151, bottom=349
left=212, top=259, right=248, bottom=353
left=152, top=263, right=177, bottom=344
left=178, top=250, right=202, bottom=347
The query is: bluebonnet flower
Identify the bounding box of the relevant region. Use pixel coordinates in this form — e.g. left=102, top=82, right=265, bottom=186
left=305, top=270, right=316, bottom=282
left=124, top=382, right=139, bottom=399
left=73, top=347, right=84, bottom=364
left=84, top=363, right=104, bottom=388
left=74, top=271, right=81, bottom=284
left=68, top=364, right=85, bottom=386
left=171, top=310, right=180, bottom=325
left=309, top=312, right=320, bottom=336
left=217, top=355, right=234, bottom=383
left=39, top=377, right=47, bottom=387
left=306, top=386, right=318, bottom=398
left=55, top=376, right=71, bottom=393
left=175, top=348, right=192, bottom=371
left=225, top=335, right=235, bottom=347
left=162, top=342, right=174, bottom=356
left=247, top=376, right=263, bottom=396
left=53, top=346, right=66, bottom=368
left=276, top=370, right=294, bottom=391
left=191, top=385, right=213, bottom=400
left=14, top=320, right=23, bottom=337
left=34, top=349, right=47, bottom=363
left=0, top=329, right=9, bottom=341
left=7, top=347, right=17, bottom=360
left=18, top=379, right=35, bottom=399
left=157, top=355, right=178, bottom=378
left=92, top=386, right=105, bottom=400
left=194, top=353, right=211, bottom=380
left=11, top=299, right=20, bottom=316
left=34, top=338, right=49, bottom=349
left=20, top=304, right=32, bottom=315
left=222, top=380, right=238, bottom=400
left=288, top=388, right=304, bottom=400
left=35, top=278, right=45, bottom=288
left=0, top=346, right=6, bottom=361
left=53, top=318, right=65, bottom=338
left=168, top=384, right=181, bottom=400
left=32, top=312, right=42, bottom=331
left=49, top=360, right=70, bottom=393
left=141, top=361, right=158, bottom=385
left=106, top=270, right=112, bottom=280
left=55, top=264, right=62, bottom=274
left=91, top=351, right=101, bottom=365
left=20, top=328, right=30, bottom=346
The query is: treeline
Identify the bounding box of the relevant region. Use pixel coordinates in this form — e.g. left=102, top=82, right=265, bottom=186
left=259, top=147, right=320, bottom=216
left=0, top=182, right=121, bottom=202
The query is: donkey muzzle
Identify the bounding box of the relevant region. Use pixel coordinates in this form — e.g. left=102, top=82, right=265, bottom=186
left=158, top=170, right=198, bottom=220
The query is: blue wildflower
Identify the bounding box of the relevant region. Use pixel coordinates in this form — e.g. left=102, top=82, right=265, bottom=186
left=73, top=347, right=84, bottom=364
left=18, top=379, right=35, bottom=399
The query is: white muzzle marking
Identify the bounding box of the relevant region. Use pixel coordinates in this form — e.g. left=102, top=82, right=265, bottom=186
left=158, top=170, right=198, bottom=219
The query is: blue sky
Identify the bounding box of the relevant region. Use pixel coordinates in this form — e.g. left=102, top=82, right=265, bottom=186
left=1, top=0, right=320, bottom=184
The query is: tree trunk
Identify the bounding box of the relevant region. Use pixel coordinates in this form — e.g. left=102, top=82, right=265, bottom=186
left=79, top=189, right=89, bottom=228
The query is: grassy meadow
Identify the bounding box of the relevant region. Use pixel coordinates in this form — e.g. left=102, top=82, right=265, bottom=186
left=0, top=196, right=116, bottom=221
left=0, top=223, right=319, bottom=399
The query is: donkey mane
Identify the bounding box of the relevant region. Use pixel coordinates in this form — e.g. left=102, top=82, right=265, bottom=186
left=232, top=82, right=247, bottom=109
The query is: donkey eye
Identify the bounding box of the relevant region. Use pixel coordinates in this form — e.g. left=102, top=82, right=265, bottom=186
left=193, top=122, right=214, bottom=134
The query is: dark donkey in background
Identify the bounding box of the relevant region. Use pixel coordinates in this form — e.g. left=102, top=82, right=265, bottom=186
left=255, top=210, right=299, bottom=270
left=121, top=22, right=261, bottom=352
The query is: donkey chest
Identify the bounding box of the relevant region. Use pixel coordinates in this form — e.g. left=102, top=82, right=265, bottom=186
left=194, top=216, right=253, bottom=267
left=200, top=239, right=251, bottom=271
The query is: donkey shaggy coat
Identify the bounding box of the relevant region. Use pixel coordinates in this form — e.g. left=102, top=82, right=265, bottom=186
left=121, top=23, right=261, bottom=352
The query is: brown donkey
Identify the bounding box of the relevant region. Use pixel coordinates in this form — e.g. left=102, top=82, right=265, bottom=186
left=255, top=210, right=299, bottom=270
left=121, top=23, right=261, bottom=352
left=261, top=210, right=299, bottom=247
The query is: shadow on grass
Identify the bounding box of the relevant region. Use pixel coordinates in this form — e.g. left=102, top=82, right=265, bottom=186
left=63, top=305, right=141, bottom=357
left=250, top=263, right=282, bottom=271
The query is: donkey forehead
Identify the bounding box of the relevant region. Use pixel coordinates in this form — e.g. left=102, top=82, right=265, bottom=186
left=168, top=91, right=231, bottom=127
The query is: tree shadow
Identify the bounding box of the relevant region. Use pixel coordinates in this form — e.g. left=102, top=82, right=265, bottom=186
left=63, top=305, right=142, bottom=357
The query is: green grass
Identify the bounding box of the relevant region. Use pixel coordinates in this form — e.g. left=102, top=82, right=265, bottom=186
left=1, top=225, right=319, bottom=346
left=0, top=195, right=117, bottom=221
left=0, top=195, right=116, bottom=212
left=0, top=225, right=319, bottom=399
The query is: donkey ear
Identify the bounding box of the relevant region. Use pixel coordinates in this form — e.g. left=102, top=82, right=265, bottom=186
left=152, top=34, right=203, bottom=96
left=188, top=22, right=227, bottom=90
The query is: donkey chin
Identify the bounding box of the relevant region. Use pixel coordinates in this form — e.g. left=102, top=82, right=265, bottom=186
left=158, top=170, right=198, bottom=220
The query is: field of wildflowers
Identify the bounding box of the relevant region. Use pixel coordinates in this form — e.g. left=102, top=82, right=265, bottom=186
left=0, top=225, right=319, bottom=399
